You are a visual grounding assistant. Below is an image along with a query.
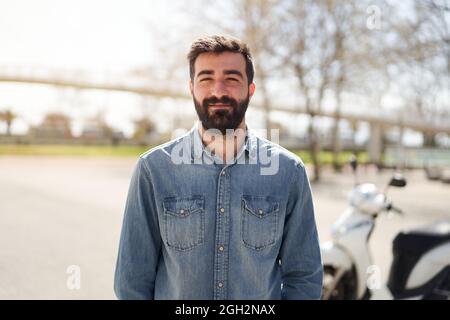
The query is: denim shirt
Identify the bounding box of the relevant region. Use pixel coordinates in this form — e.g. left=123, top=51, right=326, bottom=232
left=114, top=123, right=323, bottom=300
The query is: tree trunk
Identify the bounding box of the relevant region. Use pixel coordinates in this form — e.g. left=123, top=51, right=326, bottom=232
left=6, top=121, right=12, bottom=136
left=258, top=70, right=272, bottom=135
left=332, top=88, right=343, bottom=172
left=331, top=117, right=341, bottom=172
left=423, top=131, right=436, bottom=147
left=308, top=114, right=321, bottom=182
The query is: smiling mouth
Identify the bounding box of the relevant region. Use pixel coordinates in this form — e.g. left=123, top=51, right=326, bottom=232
left=208, top=104, right=232, bottom=108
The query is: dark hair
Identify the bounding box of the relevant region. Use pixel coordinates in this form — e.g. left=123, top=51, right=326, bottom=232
left=187, top=35, right=254, bottom=85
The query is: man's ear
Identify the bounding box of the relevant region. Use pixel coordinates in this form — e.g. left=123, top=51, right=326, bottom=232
left=248, top=83, right=256, bottom=98
left=189, top=79, right=193, bottom=96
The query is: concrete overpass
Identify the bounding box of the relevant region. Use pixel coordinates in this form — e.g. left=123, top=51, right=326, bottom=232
left=1, top=71, right=449, bottom=163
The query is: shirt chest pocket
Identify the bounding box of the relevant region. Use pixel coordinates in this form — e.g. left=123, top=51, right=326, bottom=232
left=241, top=195, right=280, bottom=250
left=162, top=195, right=205, bottom=251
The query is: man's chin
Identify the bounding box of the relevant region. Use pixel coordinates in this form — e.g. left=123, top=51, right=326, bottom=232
left=207, top=108, right=233, bottom=116
left=202, top=121, right=235, bottom=134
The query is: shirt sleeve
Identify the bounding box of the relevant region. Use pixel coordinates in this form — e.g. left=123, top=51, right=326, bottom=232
left=279, top=162, right=323, bottom=300
left=114, top=157, right=162, bottom=300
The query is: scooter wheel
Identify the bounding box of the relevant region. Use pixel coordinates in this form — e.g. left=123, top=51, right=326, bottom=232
left=321, top=266, right=357, bottom=300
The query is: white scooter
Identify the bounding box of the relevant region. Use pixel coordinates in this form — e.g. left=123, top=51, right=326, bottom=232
left=320, top=158, right=450, bottom=300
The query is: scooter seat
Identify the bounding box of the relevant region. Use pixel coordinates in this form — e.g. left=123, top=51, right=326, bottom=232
left=410, top=220, right=450, bottom=237
left=388, top=220, right=450, bottom=297
left=394, top=221, right=450, bottom=257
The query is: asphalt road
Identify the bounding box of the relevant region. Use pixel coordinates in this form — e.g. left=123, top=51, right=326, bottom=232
left=0, top=156, right=448, bottom=299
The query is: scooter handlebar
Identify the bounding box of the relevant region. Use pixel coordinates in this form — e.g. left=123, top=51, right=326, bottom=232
left=386, top=202, right=403, bottom=215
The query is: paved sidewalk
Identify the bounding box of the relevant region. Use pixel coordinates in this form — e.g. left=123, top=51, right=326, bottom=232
left=0, top=156, right=448, bottom=299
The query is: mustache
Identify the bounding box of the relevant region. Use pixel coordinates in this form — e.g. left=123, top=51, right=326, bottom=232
left=202, top=96, right=238, bottom=109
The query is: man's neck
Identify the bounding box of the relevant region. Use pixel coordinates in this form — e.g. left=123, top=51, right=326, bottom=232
left=198, top=121, right=247, bottom=164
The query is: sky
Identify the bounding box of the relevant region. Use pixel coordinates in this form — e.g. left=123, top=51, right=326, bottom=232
left=0, top=0, right=170, bottom=69
left=0, top=0, right=303, bottom=139
left=0, top=0, right=193, bottom=136
left=0, top=0, right=439, bottom=146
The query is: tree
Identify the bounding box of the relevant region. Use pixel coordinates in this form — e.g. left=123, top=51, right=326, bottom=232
left=277, top=0, right=350, bottom=181
left=380, top=0, right=450, bottom=146
left=0, top=109, right=16, bottom=135
left=133, top=117, right=156, bottom=145
left=30, top=112, right=72, bottom=139
left=186, top=0, right=284, bottom=132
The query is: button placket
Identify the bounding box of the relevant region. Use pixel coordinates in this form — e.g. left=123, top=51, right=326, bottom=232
left=214, top=165, right=232, bottom=300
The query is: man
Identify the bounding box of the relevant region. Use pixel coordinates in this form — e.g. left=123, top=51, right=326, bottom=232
left=114, top=35, right=323, bottom=300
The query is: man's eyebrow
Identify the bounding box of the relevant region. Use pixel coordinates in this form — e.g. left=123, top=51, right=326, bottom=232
left=196, top=69, right=244, bottom=79
left=224, top=70, right=244, bottom=78
left=196, top=70, right=214, bottom=77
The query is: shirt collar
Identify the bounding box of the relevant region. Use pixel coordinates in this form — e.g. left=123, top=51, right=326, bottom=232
left=190, top=121, right=257, bottom=163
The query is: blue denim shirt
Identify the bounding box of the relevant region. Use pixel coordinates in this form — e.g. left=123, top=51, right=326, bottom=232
left=114, top=123, right=323, bottom=300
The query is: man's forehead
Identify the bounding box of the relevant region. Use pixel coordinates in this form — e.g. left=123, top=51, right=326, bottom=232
left=194, top=52, right=246, bottom=74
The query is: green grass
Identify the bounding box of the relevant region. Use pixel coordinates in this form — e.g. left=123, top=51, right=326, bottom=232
left=292, top=150, right=369, bottom=165
left=0, top=144, right=368, bottom=164
left=0, top=144, right=152, bottom=157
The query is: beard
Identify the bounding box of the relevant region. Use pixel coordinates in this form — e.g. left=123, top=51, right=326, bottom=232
left=193, top=93, right=250, bottom=135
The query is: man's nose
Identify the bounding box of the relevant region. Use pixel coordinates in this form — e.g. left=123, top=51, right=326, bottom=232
left=210, top=80, right=229, bottom=97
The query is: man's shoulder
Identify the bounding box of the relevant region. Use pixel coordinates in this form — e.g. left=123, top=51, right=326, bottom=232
left=253, top=132, right=306, bottom=171
left=138, top=129, right=193, bottom=165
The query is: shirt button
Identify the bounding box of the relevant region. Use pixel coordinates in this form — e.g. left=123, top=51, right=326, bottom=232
left=218, top=245, right=224, bottom=252
left=218, top=282, right=223, bottom=288
left=219, top=207, right=225, bottom=213
left=180, top=209, right=185, bottom=214
left=221, top=171, right=226, bottom=176
left=258, top=209, right=263, bottom=215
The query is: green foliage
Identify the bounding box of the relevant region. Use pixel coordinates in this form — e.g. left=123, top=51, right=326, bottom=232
left=0, top=144, right=369, bottom=164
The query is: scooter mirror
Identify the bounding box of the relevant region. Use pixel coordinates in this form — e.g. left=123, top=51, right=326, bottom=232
left=389, top=174, right=407, bottom=187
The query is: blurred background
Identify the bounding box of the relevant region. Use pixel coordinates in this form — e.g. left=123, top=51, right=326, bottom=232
left=0, top=0, right=448, bottom=299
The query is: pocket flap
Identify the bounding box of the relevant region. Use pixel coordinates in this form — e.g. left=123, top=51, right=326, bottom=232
left=242, top=195, right=279, bottom=218
left=163, top=196, right=205, bottom=217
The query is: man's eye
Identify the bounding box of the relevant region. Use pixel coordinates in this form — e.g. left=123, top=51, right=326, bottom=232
left=199, top=78, right=212, bottom=82
left=226, top=78, right=239, bottom=82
